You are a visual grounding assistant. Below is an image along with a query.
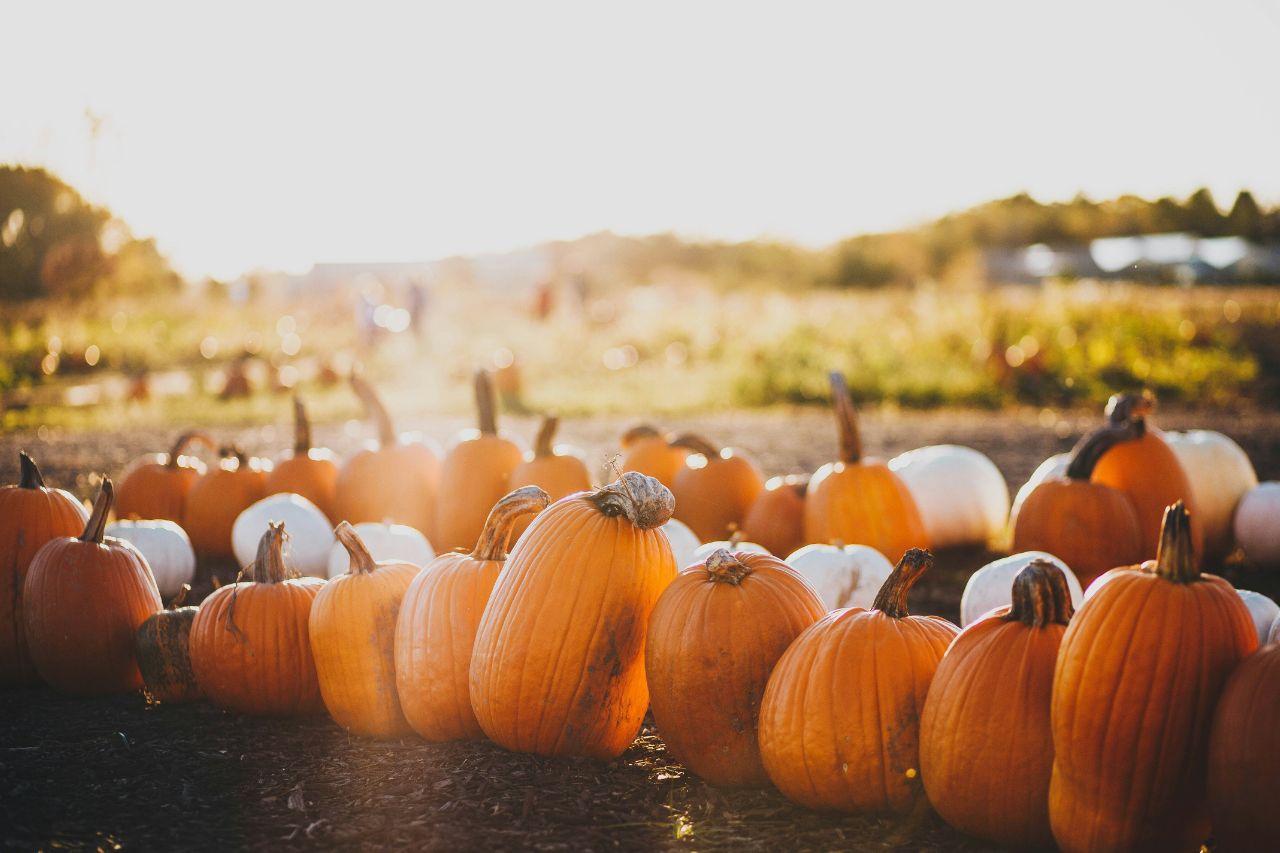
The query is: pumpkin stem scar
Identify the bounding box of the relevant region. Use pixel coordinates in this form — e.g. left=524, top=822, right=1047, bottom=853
left=705, top=549, right=752, bottom=585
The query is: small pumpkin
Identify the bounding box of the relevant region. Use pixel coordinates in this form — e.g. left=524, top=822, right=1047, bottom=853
left=134, top=585, right=203, bottom=704
left=619, top=424, right=690, bottom=490
left=232, top=493, right=334, bottom=578
left=889, top=444, right=1010, bottom=550
left=784, top=542, right=894, bottom=611
left=1236, top=589, right=1280, bottom=647
left=23, top=479, right=163, bottom=696
left=264, top=396, right=340, bottom=522
left=115, top=431, right=213, bottom=522
left=326, top=521, right=434, bottom=579
left=1009, top=452, right=1070, bottom=525
left=183, top=445, right=268, bottom=558
left=739, top=475, right=808, bottom=558
left=1164, top=429, right=1257, bottom=561
left=661, top=518, right=702, bottom=570
left=507, top=415, right=592, bottom=540
left=959, top=551, right=1083, bottom=627
left=670, top=433, right=765, bottom=542
left=105, top=519, right=196, bottom=601
left=646, top=549, right=824, bottom=786
left=395, top=487, right=550, bottom=742
left=1234, top=481, right=1280, bottom=570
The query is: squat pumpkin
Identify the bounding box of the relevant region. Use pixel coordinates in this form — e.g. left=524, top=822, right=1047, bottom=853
left=739, top=475, right=808, bottom=558
left=115, top=430, right=213, bottom=522
left=183, top=445, right=268, bottom=558
left=619, top=424, right=689, bottom=490
left=134, top=585, right=203, bottom=704
left=670, top=433, right=764, bottom=542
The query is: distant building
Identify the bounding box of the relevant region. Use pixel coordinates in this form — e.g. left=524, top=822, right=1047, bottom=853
left=984, top=234, right=1280, bottom=284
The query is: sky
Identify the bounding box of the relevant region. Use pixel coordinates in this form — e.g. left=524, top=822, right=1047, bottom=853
left=4, top=0, right=1279, bottom=279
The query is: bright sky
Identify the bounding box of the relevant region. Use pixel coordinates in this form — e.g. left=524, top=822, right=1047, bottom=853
left=5, top=0, right=1279, bottom=279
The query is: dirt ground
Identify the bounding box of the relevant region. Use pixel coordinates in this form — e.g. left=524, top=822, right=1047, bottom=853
left=2, top=407, right=1277, bottom=851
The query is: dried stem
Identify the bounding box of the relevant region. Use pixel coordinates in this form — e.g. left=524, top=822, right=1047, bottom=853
left=670, top=433, right=720, bottom=459
left=292, top=396, right=312, bottom=454
left=18, top=451, right=45, bottom=489
left=81, top=478, right=114, bottom=544
left=167, top=431, right=214, bottom=469
left=705, top=549, right=752, bottom=585
left=1155, top=501, right=1199, bottom=584
left=1005, top=559, right=1074, bottom=627
left=350, top=373, right=397, bottom=448
left=533, top=415, right=559, bottom=458
left=829, top=371, right=863, bottom=465
left=1065, top=421, right=1144, bottom=481
left=475, top=369, right=498, bottom=435
left=471, top=486, right=551, bottom=561
left=334, top=521, right=378, bottom=574
left=871, top=548, right=932, bottom=618
left=586, top=472, right=675, bottom=530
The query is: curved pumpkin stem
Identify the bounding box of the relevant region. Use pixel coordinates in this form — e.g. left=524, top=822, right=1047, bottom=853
left=350, top=373, right=398, bottom=448
left=828, top=371, right=863, bottom=465
left=471, top=486, right=552, bottom=561
left=871, top=548, right=932, bottom=618
left=334, top=521, right=378, bottom=575
left=171, top=583, right=191, bottom=609
left=587, top=472, right=675, bottom=531
left=167, top=431, right=214, bottom=469
left=219, top=445, right=249, bottom=470
left=250, top=521, right=290, bottom=584
left=1065, top=421, right=1144, bottom=481
left=705, top=549, right=752, bottom=585
left=1105, top=390, right=1155, bottom=427
left=621, top=424, right=664, bottom=448
left=475, top=369, right=498, bottom=435
left=533, top=415, right=559, bottom=458
left=18, top=451, right=45, bottom=489
left=1155, top=501, right=1199, bottom=584
left=1005, top=559, right=1074, bottom=627
left=81, top=478, right=114, bottom=544
left=292, top=395, right=312, bottom=455
left=670, top=433, right=720, bottom=459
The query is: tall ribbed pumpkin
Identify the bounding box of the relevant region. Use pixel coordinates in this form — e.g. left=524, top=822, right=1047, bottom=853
left=469, top=473, right=677, bottom=759
left=920, top=559, right=1074, bottom=848
left=395, top=487, right=550, bottom=742
left=115, top=430, right=212, bottom=522
left=670, top=433, right=764, bottom=542
left=804, top=372, right=926, bottom=561
left=619, top=425, right=689, bottom=490
left=1, top=452, right=89, bottom=685
left=264, top=396, right=339, bottom=522
left=183, top=445, right=268, bottom=558
left=507, top=416, right=591, bottom=540
left=646, top=549, right=824, bottom=786
left=1049, top=503, right=1256, bottom=853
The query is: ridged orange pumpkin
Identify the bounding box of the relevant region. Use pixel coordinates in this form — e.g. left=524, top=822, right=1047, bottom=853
left=758, top=549, right=958, bottom=813
left=434, top=370, right=525, bottom=552
left=189, top=522, right=325, bottom=716
left=395, top=486, right=550, bottom=742
left=619, top=425, right=690, bottom=490
left=115, top=431, right=213, bottom=522
left=739, top=475, right=808, bottom=557
left=804, top=372, right=926, bottom=561
left=1049, top=503, right=1257, bottom=853
left=1, top=451, right=89, bottom=685
left=646, top=549, right=824, bottom=786
left=23, top=480, right=163, bottom=696
left=264, top=396, right=339, bottom=522
left=1011, top=422, right=1145, bottom=586
left=920, top=559, right=1073, bottom=848
left=134, top=585, right=203, bottom=704
left=507, top=416, right=591, bottom=540
left=670, top=434, right=764, bottom=542
left=335, top=374, right=441, bottom=539
left=309, top=522, right=419, bottom=737
left=470, top=473, right=677, bottom=759
left=183, top=445, right=268, bottom=558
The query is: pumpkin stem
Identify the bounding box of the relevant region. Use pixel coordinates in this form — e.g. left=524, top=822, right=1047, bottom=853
left=1064, top=420, right=1144, bottom=481
left=171, top=583, right=191, bottom=609
left=1005, top=559, right=1074, bottom=627
left=334, top=521, right=378, bottom=574
left=219, top=444, right=249, bottom=470
left=471, top=486, right=552, bottom=561
left=475, top=369, right=499, bottom=435
left=292, top=395, right=312, bottom=454
left=18, top=451, right=45, bottom=489
left=621, top=424, right=664, bottom=448
left=350, top=373, right=397, bottom=448
left=726, top=526, right=744, bottom=548
left=1105, top=390, right=1155, bottom=427
left=587, top=472, right=675, bottom=531
left=81, top=478, right=114, bottom=544
left=533, top=415, right=559, bottom=458
left=705, top=548, right=752, bottom=585
left=670, top=433, right=720, bottom=459
left=871, top=548, right=932, bottom=618
left=829, top=371, right=863, bottom=465
left=249, top=521, right=290, bottom=584
left=166, top=431, right=214, bottom=469
left=1154, top=501, right=1199, bottom=584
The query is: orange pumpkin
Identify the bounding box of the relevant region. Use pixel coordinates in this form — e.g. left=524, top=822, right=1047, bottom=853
left=189, top=522, right=325, bottom=716
left=23, top=479, right=163, bottom=695
left=335, top=374, right=441, bottom=539
left=507, top=415, right=591, bottom=540
left=1011, top=422, right=1145, bottom=586
left=920, top=559, right=1073, bottom=849
left=134, top=585, right=203, bottom=704
left=757, top=548, right=958, bottom=813
left=264, top=396, right=339, bottom=522
left=1049, top=503, right=1257, bottom=853
left=434, top=370, right=525, bottom=552
left=739, top=474, right=808, bottom=557
left=115, top=430, right=213, bottom=522
left=646, top=549, right=824, bottom=786
left=395, top=487, right=550, bottom=742
left=670, top=433, right=765, bottom=542
left=470, top=473, right=677, bottom=759
left=309, top=522, right=419, bottom=737
left=619, top=425, right=690, bottom=490
left=183, top=445, right=268, bottom=558
left=0, top=451, right=89, bottom=685
left=804, top=372, right=926, bottom=561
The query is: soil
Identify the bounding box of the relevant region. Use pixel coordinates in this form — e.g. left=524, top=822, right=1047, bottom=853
left=2, top=407, right=1277, bottom=851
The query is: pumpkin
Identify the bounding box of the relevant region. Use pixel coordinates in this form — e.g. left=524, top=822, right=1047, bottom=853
left=264, top=396, right=340, bottom=522
left=189, top=522, right=325, bottom=716
left=1165, top=429, right=1257, bottom=561
left=646, top=548, right=824, bottom=786
left=507, top=415, right=592, bottom=540
left=1091, top=392, right=1203, bottom=563
left=434, top=370, right=525, bottom=552
left=619, top=424, right=689, bottom=490
left=920, top=559, right=1073, bottom=849
left=183, top=446, right=268, bottom=558
left=23, top=479, right=162, bottom=695
left=115, top=430, right=213, bottom=522
left=335, top=373, right=441, bottom=538
left=1236, top=589, right=1280, bottom=646
left=134, top=585, right=202, bottom=703
left=326, top=521, right=433, bottom=579
left=309, top=522, right=419, bottom=737
left=232, top=493, right=334, bottom=578
left=105, top=519, right=196, bottom=601
left=740, top=475, right=808, bottom=557
left=959, top=551, right=1083, bottom=627
left=0, top=451, right=89, bottom=685
left=1208, top=641, right=1280, bottom=852
left=888, top=444, right=1010, bottom=549
left=670, top=433, right=764, bottom=542
left=470, top=473, right=677, bottom=759
left=784, top=542, right=894, bottom=611
left=690, top=528, right=770, bottom=564
left=661, top=518, right=702, bottom=570
left=1234, top=481, right=1280, bottom=569
left=804, top=372, right=926, bottom=561
left=1009, top=452, right=1070, bottom=524
left=395, top=487, right=550, bottom=741
left=757, top=549, right=959, bottom=813
left=1049, top=503, right=1257, bottom=853
left=1010, top=422, right=1144, bottom=587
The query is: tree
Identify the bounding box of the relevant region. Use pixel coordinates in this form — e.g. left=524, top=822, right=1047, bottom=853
left=1183, top=187, right=1226, bottom=237
left=1226, top=190, right=1263, bottom=240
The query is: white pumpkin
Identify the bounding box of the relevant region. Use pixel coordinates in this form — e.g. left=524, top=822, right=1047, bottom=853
left=1236, top=590, right=1280, bottom=647
left=960, top=551, right=1083, bottom=627
left=1009, top=452, right=1070, bottom=525
left=784, top=543, right=894, bottom=611
left=104, top=519, right=195, bottom=600
left=325, top=521, right=433, bottom=578
left=691, top=536, right=769, bottom=565
left=1233, top=482, right=1280, bottom=571
left=232, top=493, right=334, bottom=577
left=1165, top=430, right=1257, bottom=559
left=888, top=444, right=1010, bottom=549
left=661, top=518, right=702, bottom=570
